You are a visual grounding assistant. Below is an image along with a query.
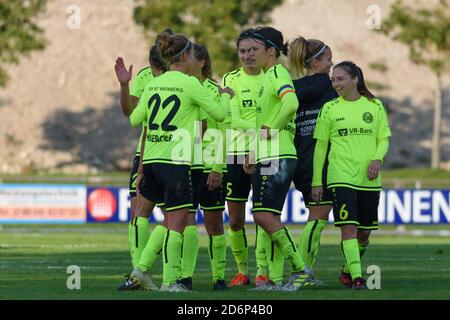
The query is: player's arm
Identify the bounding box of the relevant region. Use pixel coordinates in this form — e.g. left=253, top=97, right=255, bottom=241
left=115, top=57, right=138, bottom=117
left=230, top=99, right=254, bottom=129
left=192, top=80, right=230, bottom=122
left=264, top=84, right=298, bottom=132
left=311, top=106, right=331, bottom=201
left=129, top=92, right=148, bottom=127
left=368, top=102, right=391, bottom=179
left=136, top=125, right=147, bottom=197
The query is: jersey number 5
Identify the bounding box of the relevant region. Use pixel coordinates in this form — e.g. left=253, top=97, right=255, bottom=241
left=147, top=94, right=180, bottom=131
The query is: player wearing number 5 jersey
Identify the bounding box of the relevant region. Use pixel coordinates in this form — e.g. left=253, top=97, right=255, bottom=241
left=242, top=27, right=312, bottom=292
left=129, top=30, right=231, bottom=292
left=312, top=61, right=391, bottom=289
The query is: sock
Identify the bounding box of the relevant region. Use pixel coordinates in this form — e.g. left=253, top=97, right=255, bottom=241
left=343, top=240, right=369, bottom=273
left=299, top=219, right=327, bottom=269
left=138, top=225, right=167, bottom=272
left=228, top=227, right=248, bottom=275
left=180, top=225, right=199, bottom=279
left=271, top=227, right=304, bottom=273
left=255, top=225, right=269, bottom=277
left=162, top=229, right=183, bottom=286
left=208, top=234, right=227, bottom=283
left=341, top=239, right=362, bottom=279
left=128, top=222, right=135, bottom=268
left=268, top=240, right=285, bottom=284
left=132, top=217, right=150, bottom=268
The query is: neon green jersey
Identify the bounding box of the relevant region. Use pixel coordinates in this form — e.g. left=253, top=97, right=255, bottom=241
left=256, top=64, right=297, bottom=163
left=222, top=67, right=264, bottom=155
left=130, top=71, right=228, bottom=166
left=314, top=96, right=391, bottom=190
left=199, top=78, right=229, bottom=173
left=130, top=67, right=154, bottom=156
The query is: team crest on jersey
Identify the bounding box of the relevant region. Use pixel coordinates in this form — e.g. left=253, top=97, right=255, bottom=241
left=362, top=112, right=373, bottom=123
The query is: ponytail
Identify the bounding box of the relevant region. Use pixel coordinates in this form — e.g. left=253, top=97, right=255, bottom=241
left=289, top=37, right=328, bottom=79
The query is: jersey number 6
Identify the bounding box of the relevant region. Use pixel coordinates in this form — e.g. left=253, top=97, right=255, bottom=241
left=147, top=93, right=181, bottom=131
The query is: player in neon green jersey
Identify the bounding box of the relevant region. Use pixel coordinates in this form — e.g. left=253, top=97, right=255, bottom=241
left=242, top=27, right=312, bottom=292
left=223, top=29, right=274, bottom=288
left=288, top=37, right=337, bottom=284
left=114, top=45, right=168, bottom=291
left=312, top=61, right=391, bottom=290
left=178, top=44, right=229, bottom=291
left=128, top=30, right=231, bottom=292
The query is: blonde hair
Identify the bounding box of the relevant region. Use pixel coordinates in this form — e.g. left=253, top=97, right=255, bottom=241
left=289, top=37, right=327, bottom=79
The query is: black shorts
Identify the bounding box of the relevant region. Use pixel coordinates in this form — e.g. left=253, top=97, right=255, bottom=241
left=200, top=172, right=226, bottom=212
left=190, top=169, right=204, bottom=213
left=129, top=155, right=140, bottom=198
left=226, top=155, right=252, bottom=202
left=251, top=158, right=297, bottom=215
left=330, top=187, right=380, bottom=229
left=140, top=163, right=193, bottom=212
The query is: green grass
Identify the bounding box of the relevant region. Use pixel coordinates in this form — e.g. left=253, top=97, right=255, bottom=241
left=1, top=224, right=449, bottom=300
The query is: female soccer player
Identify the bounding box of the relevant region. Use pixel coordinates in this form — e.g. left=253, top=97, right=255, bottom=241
left=243, top=26, right=313, bottom=291
left=288, top=37, right=338, bottom=281
left=312, top=61, right=391, bottom=289
left=128, top=30, right=231, bottom=292
left=114, top=45, right=167, bottom=290
left=222, top=29, right=272, bottom=287
left=186, top=43, right=229, bottom=291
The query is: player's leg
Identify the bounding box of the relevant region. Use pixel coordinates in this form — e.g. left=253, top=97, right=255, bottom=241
left=178, top=169, right=202, bottom=289
left=331, top=187, right=367, bottom=289
left=128, top=155, right=140, bottom=268
left=201, top=171, right=228, bottom=290
left=226, top=156, right=251, bottom=287
left=251, top=159, right=311, bottom=292
left=159, top=164, right=192, bottom=292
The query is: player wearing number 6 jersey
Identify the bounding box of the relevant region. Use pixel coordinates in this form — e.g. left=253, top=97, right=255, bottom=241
left=129, top=30, right=232, bottom=292
left=312, top=61, right=391, bottom=289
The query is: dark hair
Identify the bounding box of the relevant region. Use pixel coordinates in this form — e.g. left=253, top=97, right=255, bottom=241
left=236, top=28, right=258, bottom=48
left=289, top=37, right=328, bottom=78
left=253, top=26, right=288, bottom=57
left=193, top=43, right=213, bottom=80
left=149, top=45, right=168, bottom=72
left=334, top=61, right=376, bottom=100
left=155, top=29, right=192, bottom=64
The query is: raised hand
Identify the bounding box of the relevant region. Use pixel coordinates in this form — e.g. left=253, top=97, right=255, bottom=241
left=114, top=57, right=133, bottom=85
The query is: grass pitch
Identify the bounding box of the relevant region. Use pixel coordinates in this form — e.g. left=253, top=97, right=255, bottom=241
left=1, top=224, right=449, bottom=300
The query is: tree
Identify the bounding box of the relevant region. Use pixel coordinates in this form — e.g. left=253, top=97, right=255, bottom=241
left=0, top=0, right=47, bottom=87
left=133, top=0, right=283, bottom=77
left=379, top=0, right=450, bottom=169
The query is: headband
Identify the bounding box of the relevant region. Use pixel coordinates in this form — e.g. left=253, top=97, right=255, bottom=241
left=305, top=44, right=327, bottom=64
left=170, top=40, right=192, bottom=59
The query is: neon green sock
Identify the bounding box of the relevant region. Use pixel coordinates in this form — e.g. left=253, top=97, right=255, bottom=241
left=343, top=240, right=369, bottom=273
left=268, top=240, right=285, bottom=284
left=128, top=222, right=135, bottom=268
left=208, top=234, right=226, bottom=283
left=228, top=227, right=248, bottom=275
left=299, top=219, right=327, bottom=268
left=180, top=225, right=199, bottom=279
left=132, top=217, right=150, bottom=268
left=341, top=239, right=362, bottom=279
left=255, top=225, right=269, bottom=277
left=138, top=225, right=167, bottom=272
left=271, top=227, right=304, bottom=273
left=162, top=229, right=183, bottom=286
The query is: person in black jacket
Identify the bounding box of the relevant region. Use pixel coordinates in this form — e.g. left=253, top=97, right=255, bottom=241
left=288, top=37, right=338, bottom=283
